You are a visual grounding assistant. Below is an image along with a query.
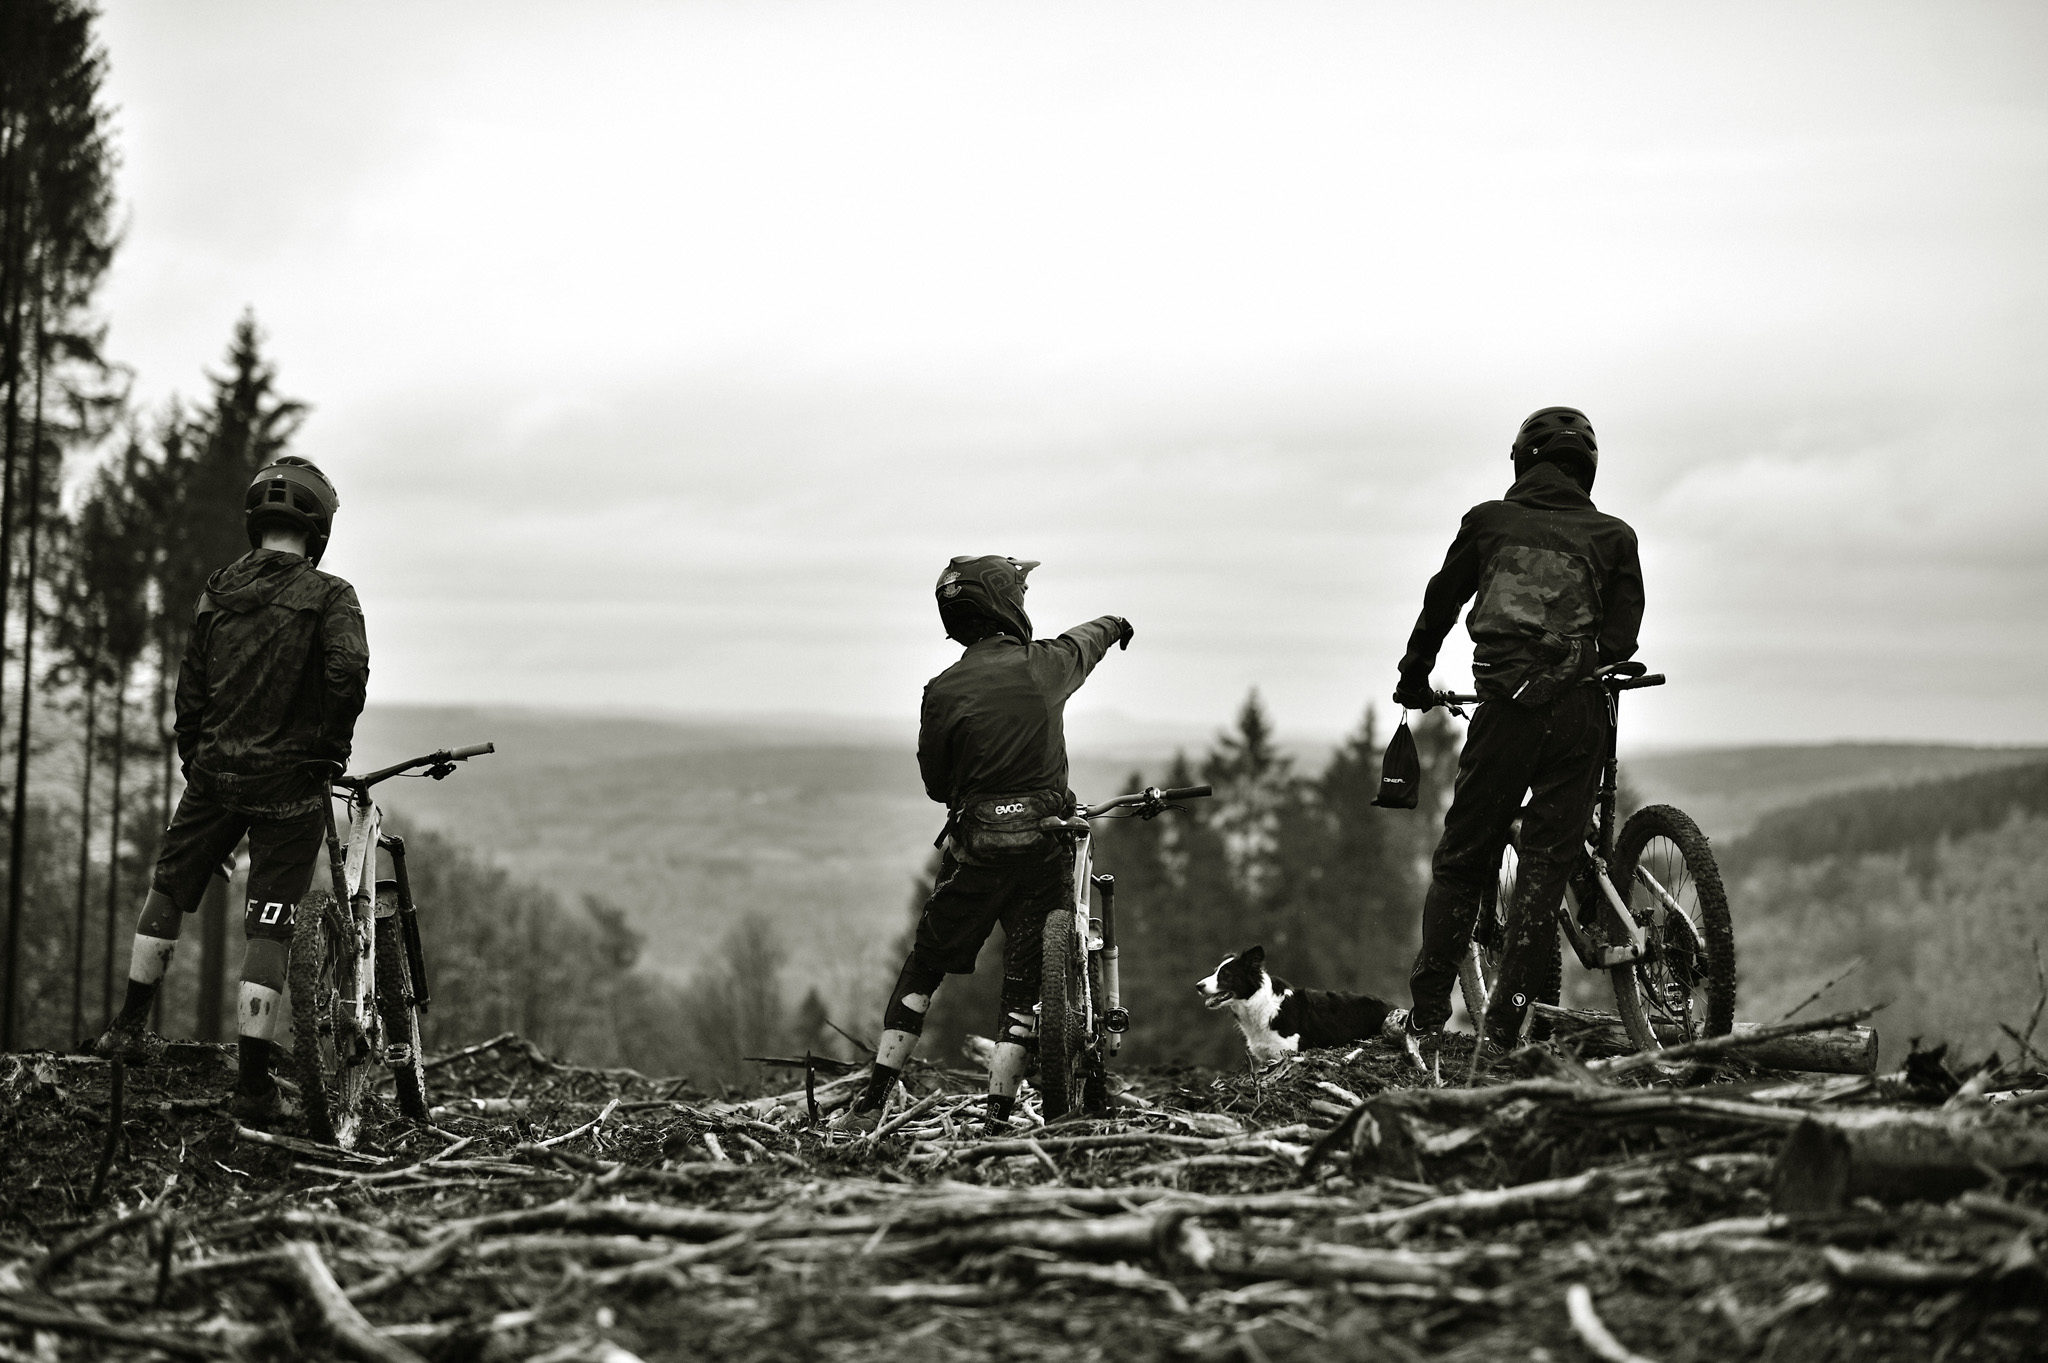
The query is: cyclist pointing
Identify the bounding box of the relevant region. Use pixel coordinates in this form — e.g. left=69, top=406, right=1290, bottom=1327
left=94, top=457, right=370, bottom=1122
left=1393, top=408, right=1644, bottom=1060
left=845, top=555, right=1131, bottom=1132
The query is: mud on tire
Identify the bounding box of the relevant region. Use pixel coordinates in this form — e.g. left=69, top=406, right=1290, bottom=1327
left=374, top=890, right=430, bottom=1121
left=1038, top=912, right=1091, bottom=1120
left=287, top=889, right=372, bottom=1147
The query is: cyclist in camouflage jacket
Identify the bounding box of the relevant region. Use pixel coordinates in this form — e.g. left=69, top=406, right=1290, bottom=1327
left=95, top=457, right=369, bottom=1123
left=1393, top=408, right=1644, bottom=1058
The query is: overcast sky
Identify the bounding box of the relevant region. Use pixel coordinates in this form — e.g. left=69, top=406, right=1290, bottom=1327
left=92, top=1, right=2048, bottom=747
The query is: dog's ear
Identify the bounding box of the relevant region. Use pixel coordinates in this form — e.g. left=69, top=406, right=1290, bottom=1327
left=1241, top=945, right=1264, bottom=967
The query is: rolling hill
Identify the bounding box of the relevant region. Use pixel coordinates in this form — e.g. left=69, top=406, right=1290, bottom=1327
left=351, top=704, right=2046, bottom=1027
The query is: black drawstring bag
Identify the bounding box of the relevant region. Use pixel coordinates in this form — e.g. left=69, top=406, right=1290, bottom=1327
left=1372, top=715, right=1421, bottom=809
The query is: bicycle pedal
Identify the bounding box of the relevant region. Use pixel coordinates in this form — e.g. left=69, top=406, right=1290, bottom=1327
left=383, top=1044, right=416, bottom=1065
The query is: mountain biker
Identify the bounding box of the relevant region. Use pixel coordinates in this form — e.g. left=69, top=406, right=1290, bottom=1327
left=93, top=456, right=370, bottom=1123
left=842, top=555, right=1131, bottom=1133
left=1392, top=407, right=1644, bottom=1063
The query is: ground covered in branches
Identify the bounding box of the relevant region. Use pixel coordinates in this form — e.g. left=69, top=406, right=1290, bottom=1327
left=1, top=1022, right=2044, bottom=1363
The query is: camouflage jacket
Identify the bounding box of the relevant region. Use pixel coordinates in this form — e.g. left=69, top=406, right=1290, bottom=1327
left=174, top=550, right=370, bottom=811
left=917, top=617, right=1124, bottom=808
left=1398, top=462, right=1644, bottom=706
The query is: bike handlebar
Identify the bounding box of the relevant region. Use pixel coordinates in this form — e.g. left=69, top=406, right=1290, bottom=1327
left=1431, top=669, right=1667, bottom=711
left=1079, top=784, right=1213, bottom=818
left=340, top=742, right=496, bottom=791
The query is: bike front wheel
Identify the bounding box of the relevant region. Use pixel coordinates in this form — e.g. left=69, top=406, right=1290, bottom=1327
left=374, top=892, right=430, bottom=1121
left=1611, top=804, right=1737, bottom=1049
left=288, top=890, right=374, bottom=1147
left=1038, top=912, right=1092, bottom=1120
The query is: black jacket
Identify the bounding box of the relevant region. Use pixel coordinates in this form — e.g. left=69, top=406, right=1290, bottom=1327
left=918, top=618, right=1124, bottom=807
left=1398, top=462, right=1644, bottom=704
left=174, top=550, right=371, bottom=787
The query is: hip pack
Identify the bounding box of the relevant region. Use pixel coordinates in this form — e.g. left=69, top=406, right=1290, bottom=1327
left=952, top=789, right=1066, bottom=865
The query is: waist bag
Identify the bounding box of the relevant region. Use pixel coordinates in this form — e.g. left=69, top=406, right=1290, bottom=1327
left=952, top=789, right=1066, bottom=865
left=1372, top=718, right=1421, bottom=810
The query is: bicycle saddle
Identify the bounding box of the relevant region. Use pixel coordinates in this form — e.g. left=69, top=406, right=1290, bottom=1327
left=1596, top=660, right=1648, bottom=680
left=1038, top=816, right=1091, bottom=832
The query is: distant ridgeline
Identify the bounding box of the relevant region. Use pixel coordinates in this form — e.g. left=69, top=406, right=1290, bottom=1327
left=1720, top=759, right=2048, bottom=878
left=1720, top=758, right=2048, bottom=1070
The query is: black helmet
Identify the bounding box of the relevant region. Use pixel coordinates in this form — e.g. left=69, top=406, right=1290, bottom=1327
left=1511, top=407, right=1598, bottom=491
left=935, top=555, right=1037, bottom=644
left=244, top=455, right=339, bottom=565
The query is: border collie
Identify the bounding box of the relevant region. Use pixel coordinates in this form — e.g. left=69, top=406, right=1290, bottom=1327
left=1195, top=945, right=1407, bottom=1063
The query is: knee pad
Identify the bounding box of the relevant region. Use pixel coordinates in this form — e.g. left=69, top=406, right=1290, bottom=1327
left=136, top=889, right=185, bottom=940
left=882, top=956, right=946, bottom=1035
left=242, top=936, right=288, bottom=993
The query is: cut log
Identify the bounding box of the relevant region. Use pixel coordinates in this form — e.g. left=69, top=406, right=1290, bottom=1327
left=1772, top=1109, right=2048, bottom=1214
left=1535, top=1004, right=1878, bottom=1075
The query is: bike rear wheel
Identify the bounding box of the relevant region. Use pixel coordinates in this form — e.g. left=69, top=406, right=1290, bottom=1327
left=1038, top=912, right=1092, bottom=1120
left=1611, top=804, right=1737, bottom=1049
left=374, top=892, right=430, bottom=1121
left=288, top=890, right=373, bottom=1147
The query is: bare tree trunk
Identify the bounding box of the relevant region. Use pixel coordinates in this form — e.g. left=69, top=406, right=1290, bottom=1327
left=149, top=620, right=171, bottom=1034
left=70, top=669, right=95, bottom=1044
left=0, top=301, right=42, bottom=1050
left=101, top=670, right=126, bottom=1027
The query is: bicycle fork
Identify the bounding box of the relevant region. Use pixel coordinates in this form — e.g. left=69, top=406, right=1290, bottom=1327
left=1094, top=873, right=1128, bottom=1055
left=378, top=834, right=432, bottom=1014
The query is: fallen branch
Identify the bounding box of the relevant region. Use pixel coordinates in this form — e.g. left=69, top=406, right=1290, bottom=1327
left=1588, top=1006, right=1882, bottom=1079
left=0, top=1293, right=224, bottom=1359
left=866, top=1090, right=946, bottom=1145
left=535, top=1097, right=621, bottom=1150
left=1536, top=1004, right=1878, bottom=1075
left=32, top=1208, right=159, bottom=1288
left=1336, top=1170, right=1619, bottom=1236
left=1566, top=1283, right=1659, bottom=1363
left=85, top=1059, right=125, bottom=1208
left=1821, top=1246, right=1982, bottom=1289
left=235, top=1124, right=390, bottom=1165
left=421, top=1032, right=521, bottom=1071
left=282, top=1241, right=426, bottom=1363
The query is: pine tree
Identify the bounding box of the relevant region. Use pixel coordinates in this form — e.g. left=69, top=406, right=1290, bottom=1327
left=0, top=0, right=117, bottom=1048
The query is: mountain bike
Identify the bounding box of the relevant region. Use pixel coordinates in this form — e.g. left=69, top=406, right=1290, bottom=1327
left=289, top=742, right=495, bottom=1146
left=1036, top=784, right=1212, bottom=1119
left=1441, top=662, right=1736, bottom=1054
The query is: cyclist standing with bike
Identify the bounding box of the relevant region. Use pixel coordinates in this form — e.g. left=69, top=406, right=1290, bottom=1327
left=93, top=457, right=369, bottom=1123
left=843, top=555, right=1131, bottom=1133
left=1392, top=408, right=1644, bottom=1062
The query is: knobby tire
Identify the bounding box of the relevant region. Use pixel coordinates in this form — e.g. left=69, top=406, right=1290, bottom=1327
left=374, top=893, right=430, bottom=1121
left=288, top=890, right=371, bottom=1148
left=1611, top=804, right=1737, bottom=1049
left=1038, top=912, right=1091, bottom=1120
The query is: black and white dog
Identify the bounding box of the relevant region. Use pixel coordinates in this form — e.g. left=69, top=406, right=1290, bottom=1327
left=1195, top=945, right=1407, bottom=1063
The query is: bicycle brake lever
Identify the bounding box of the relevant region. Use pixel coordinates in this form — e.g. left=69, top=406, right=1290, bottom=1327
left=426, top=762, right=458, bottom=781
